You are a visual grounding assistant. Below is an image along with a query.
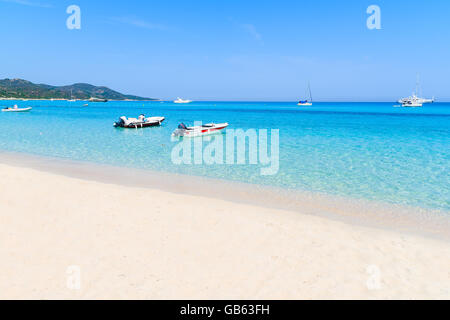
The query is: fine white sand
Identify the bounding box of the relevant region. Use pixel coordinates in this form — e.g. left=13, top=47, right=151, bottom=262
left=0, top=162, right=449, bottom=300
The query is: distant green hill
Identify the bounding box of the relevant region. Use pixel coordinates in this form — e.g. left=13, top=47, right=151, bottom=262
left=0, top=78, right=157, bottom=101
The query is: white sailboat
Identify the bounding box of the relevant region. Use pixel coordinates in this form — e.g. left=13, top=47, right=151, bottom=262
left=298, top=83, right=313, bottom=106
left=68, top=89, right=76, bottom=102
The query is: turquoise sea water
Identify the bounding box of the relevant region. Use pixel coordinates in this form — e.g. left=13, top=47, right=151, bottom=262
left=1, top=100, right=449, bottom=211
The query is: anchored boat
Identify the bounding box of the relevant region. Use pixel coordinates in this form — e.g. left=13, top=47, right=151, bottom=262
left=298, top=82, right=313, bottom=106
left=174, top=98, right=192, bottom=104
left=398, top=75, right=434, bottom=107
left=2, top=105, right=32, bottom=112
left=172, top=122, right=229, bottom=137
left=114, top=115, right=165, bottom=128
left=89, top=97, right=108, bottom=103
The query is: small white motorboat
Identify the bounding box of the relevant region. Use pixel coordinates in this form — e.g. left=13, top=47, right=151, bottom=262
left=114, top=115, right=165, bottom=128
left=2, top=105, right=32, bottom=112
left=174, top=97, right=192, bottom=104
left=172, top=122, right=229, bottom=137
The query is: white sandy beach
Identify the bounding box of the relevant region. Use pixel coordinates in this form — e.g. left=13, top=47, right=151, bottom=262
left=0, top=161, right=449, bottom=300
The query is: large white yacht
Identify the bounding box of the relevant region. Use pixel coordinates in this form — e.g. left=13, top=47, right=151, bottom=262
left=398, top=75, right=434, bottom=107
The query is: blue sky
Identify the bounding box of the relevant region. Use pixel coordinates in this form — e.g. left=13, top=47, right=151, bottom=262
left=0, top=0, right=449, bottom=101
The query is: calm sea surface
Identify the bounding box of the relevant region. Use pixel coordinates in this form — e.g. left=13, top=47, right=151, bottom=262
left=1, top=100, right=449, bottom=211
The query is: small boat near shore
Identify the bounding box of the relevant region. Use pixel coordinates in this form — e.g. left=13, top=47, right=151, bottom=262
left=2, top=105, right=32, bottom=112
left=89, top=97, right=108, bottom=103
left=174, top=98, right=192, bottom=104
left=114, top=115, right=165, bottom=128
left=172, top=122, right=229, bottom=137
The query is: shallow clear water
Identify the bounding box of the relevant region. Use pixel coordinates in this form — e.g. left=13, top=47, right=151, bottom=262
left=1, top=100, right=449, bottom=211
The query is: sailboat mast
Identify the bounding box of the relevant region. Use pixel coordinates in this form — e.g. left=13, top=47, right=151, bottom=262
left=308, top=82, right=312, bottom=102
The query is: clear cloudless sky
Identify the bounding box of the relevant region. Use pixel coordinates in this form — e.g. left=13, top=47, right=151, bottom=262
left=0, top=0, right=449, bottom=101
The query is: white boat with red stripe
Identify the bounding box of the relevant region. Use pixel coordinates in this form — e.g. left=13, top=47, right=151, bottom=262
left=172, top=122, right=229, bottom=138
